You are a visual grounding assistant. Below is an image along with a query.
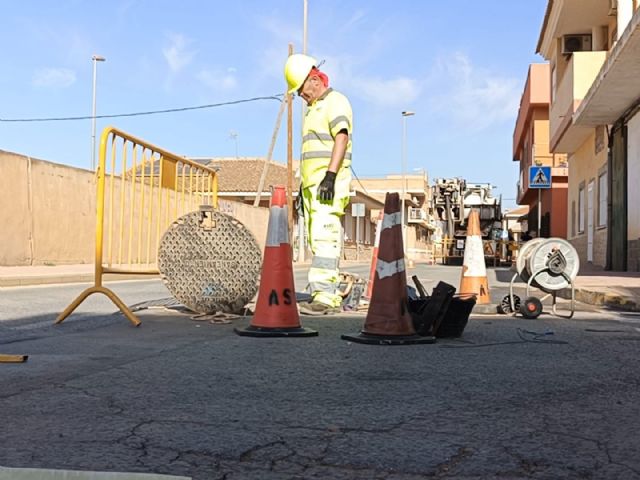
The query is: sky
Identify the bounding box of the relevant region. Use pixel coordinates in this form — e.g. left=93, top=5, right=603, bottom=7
left=0, top=0, right=548, bottom=209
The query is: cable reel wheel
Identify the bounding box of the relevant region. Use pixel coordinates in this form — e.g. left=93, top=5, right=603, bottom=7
left=521, top=296, right=543, bottom=319
left=527, top=238, right=580, bottom=292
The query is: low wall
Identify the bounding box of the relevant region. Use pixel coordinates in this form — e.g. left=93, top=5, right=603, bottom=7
left=0, top=150, right=269, bottom=266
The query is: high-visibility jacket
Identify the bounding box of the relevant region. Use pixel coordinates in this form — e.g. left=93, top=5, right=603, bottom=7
left=300, top=88, right=353, bottom=308
left=301, top=88, right=352, bottom=187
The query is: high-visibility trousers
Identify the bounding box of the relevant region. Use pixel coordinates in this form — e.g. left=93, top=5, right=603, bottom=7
left=302, top=173, right=351, bottom=307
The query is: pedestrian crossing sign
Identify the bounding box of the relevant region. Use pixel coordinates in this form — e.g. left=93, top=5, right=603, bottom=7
left=529, top=166, right=551, bottom=189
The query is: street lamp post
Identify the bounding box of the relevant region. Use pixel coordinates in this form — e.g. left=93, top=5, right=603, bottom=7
left=91, top=55, right=106, bottom=171
left=401, top=111, right=415, bottom=258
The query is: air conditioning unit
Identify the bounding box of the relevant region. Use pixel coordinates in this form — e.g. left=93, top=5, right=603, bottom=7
left=562, top=34, right=592, bottom=54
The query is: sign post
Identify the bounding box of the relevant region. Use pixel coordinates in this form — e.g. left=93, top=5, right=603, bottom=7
left=528, top=166, right=552, bottom=238
left=351, top=203, right=365, bottom=261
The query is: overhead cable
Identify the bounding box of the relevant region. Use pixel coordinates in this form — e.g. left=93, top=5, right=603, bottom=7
left=0, top=94, right=284, bottom=123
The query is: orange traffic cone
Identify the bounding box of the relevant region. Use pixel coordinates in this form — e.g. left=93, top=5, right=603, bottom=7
left=459, top=209, right=491, bottom=304
left=342, top=193, right=435, bottom=345
left=235, top=186, right=317, bottom=337
left=365, top=210, right=383, bottom=299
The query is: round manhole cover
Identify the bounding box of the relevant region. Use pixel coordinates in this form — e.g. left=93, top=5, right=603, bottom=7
left=158, top=207, right=262, bottom=314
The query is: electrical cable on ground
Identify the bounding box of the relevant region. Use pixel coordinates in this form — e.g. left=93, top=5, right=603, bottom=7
left=439, top=328, right=569, bottom=349
left=0, top=94, right=284, bottom=123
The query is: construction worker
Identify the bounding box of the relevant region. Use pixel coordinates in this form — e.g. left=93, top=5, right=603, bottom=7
left=284, top=53, right=353, bottom=314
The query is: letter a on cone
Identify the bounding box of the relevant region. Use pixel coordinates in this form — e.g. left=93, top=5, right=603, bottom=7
left=342, top=193, right=435, bottom=345
left=459, top=209, right=490, bottom=304
left=235, top=186, right=317, bottom=337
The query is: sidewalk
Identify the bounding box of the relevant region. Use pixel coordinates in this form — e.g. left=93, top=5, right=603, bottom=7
left=0, top=261, right=362, bottom=287
left=0, top=264, right=154, bottom=287
left=562, top=270, right=640, bottom=311
left=2, top=263, right=640, bottom=312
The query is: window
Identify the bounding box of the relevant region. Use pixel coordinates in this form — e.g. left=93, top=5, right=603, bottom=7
left=598, top=172, right=608, bottom=227
left=578, top=185, right=585, bottom=233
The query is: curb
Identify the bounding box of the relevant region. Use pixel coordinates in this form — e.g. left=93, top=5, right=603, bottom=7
left=472, top=303, right=500, bottom=315
left=0, top=273, right=159, bottom=288
left=558, top=287, right=640, bottom=312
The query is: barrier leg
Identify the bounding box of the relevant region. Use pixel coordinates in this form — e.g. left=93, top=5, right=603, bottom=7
left=56, top=286, right=141, bottom=327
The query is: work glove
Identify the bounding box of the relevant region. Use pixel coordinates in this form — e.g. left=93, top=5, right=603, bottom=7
left=317, top=171, right=337, bottom=202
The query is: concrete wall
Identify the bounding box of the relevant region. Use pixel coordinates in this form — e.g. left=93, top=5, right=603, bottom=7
left=0, top=151, right=96, bottom=265
left=0, top=151, right=269, bottom=266
left=567, top=133, right=608, bottom=268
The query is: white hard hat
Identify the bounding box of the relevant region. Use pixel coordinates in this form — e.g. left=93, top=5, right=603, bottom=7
left=284, top=54, right=317, bottom=94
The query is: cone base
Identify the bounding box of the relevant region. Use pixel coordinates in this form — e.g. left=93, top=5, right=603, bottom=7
left=341, top=332, right=436, bottom=346
left=234, top=325, right=318, bottom=338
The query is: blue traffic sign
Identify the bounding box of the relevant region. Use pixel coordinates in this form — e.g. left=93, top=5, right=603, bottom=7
left=529, top=166, right=551, bottom=189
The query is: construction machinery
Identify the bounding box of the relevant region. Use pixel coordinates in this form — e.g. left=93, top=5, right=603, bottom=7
left=432, top=178, right=502, bottom=240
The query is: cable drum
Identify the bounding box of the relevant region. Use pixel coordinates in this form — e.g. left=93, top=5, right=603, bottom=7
left=515, top=238, right=545, bottom=283
left=158, top=207, right=262, bottom=314
left=526, top=238, right=580, bottom=291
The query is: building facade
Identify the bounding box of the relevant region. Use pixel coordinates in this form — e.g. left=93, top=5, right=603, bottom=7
left=513, top=63, right=568, bottom=239
left=356, top=172, right=436, bottom=261
left=537, top=0, right=639, bottom=270
left=573, top=2, right=640, bottom=271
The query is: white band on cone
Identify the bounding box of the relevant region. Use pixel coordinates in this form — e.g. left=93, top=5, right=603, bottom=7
left=462, top=235, right=486, bottom=277
left=376, top=258, right=405, bottom=279
left=382, top=212, right=401, bottom=230
left=265, top=206, right=290, bottom=246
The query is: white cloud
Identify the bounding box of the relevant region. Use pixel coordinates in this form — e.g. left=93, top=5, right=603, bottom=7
left=163, top=33, right=196, bottom=73
left=32, top=68, right=76, bottom=88
left=197, top=67, right=238, bottom=91
left=350, top=76, right=421, bottom=108
left=428, top=52, right=520, bottom=131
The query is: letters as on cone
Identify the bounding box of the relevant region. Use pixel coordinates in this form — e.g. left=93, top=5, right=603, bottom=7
left=459, top=209, right=491, bottom=304
left=341, top=193, right=435, bottom=345
left=235, top=186, right=317, bottom=337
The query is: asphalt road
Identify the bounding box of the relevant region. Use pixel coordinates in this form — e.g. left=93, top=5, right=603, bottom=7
left=1, top=265, right=640, bottom=479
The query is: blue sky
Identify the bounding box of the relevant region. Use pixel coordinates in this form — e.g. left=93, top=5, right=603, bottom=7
left=0, top=1, right=547, bottom=209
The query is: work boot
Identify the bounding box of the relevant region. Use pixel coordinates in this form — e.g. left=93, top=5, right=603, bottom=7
left=299, top=301, right=340, bottom=316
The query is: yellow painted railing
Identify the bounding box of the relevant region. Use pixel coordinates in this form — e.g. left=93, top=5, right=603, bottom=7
left=57, top=127, right=218, bottom=326
left=430, top=238, right=522, bottom=266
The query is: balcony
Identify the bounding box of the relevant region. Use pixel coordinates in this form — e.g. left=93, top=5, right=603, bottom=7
left=408, top=207, right=435, bottom=230
left=408, top=207, right=426, bottom=222
left=549, top=51, right=606, bottom=153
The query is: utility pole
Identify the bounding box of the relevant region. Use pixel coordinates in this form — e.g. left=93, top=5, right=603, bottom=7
left=91, top=55, right=106, bottom=171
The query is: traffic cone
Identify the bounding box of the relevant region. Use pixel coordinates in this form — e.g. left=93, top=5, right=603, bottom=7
left=235, top=186, right=317, bottom=337
left=459, top=209, right=491, bottom=304
left=365, top=210, right=383, bottom=298
left=342, top=193, right=435, bottom=345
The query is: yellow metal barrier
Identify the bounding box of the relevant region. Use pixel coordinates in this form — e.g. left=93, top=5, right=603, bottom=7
left=57, top=127, right=218, bottom=326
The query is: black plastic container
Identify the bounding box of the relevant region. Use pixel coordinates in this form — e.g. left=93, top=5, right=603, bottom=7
left=435, top=293, right=476, bottom=338
left=408, top=281, right=456, bottom=336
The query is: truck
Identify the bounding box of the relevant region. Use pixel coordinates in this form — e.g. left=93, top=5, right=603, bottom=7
left=432, top=177, right=502, bottom=241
